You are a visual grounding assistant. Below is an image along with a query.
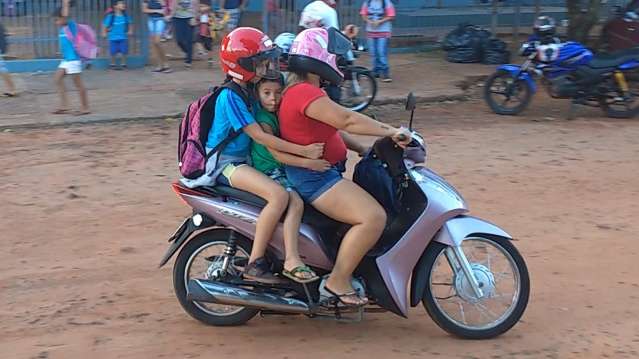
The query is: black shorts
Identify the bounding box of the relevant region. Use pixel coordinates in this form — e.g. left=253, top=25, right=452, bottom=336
left=198, top=35, right=212, bottom=51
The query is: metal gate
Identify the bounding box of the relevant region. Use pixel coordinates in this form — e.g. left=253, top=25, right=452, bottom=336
left=1, top=0, right=146, bottom=68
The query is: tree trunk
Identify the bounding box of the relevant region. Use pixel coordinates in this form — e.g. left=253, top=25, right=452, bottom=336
left=566, top=0, right=602, bottom=44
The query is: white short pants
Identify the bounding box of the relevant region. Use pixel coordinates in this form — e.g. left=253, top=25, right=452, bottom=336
left=59, top=60, right=83, bottom=75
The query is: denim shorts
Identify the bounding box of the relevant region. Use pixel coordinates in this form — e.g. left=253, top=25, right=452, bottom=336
left=216, top=162, right=247, bottom=187
left=285, top=161, right=345, bottom=203
left=109, top=39, right=128, bottom=56
left=148, top=17, right=166, bottom=36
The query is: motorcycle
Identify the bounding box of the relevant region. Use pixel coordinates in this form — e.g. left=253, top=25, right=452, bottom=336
left=484, top=38, right=639, bottom=118
left=160, top=94, right=530, bottom=339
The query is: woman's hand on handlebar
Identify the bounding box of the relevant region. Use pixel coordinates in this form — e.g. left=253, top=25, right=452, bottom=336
left=301, top=143, right=325, bottom=159
left=392, top=128, right=412, bottom=148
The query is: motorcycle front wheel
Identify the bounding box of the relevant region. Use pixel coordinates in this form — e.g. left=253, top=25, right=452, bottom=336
left=421, top=236, right=530, bottom=339
left=340, top=68, right=377, bottom=112
left=484, top=70, right=533, bottom=115
left=173, top=231, right=259, bottom=326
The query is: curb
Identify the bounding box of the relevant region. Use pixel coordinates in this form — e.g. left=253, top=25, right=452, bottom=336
left=0, top=83, right=480, bottom=131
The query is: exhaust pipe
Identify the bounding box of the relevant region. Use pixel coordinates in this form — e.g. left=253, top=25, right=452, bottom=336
left=187, top=279, right=311, bottom=314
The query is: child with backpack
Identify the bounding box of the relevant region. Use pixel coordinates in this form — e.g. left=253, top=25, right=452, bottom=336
left=179, top=27, right=327, bottom=284
left=249, top=71, right=331, bottom=283
left=102, top=0, right=133, bottom=70
left=360, top=0, right=396, bottom=82
left=52, top=6, right=90, bottom=116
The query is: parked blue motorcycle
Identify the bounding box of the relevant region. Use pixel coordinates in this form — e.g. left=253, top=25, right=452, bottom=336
left=484, top=39, right=639, bottom=118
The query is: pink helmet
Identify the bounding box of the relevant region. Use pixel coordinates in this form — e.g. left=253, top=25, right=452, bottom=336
left=288, top=28, right=343, bottom=85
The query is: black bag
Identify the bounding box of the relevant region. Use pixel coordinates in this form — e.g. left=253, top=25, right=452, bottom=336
left=481, top=38, right=511, bottom=64
left=443, top=24, right=487, bottom=63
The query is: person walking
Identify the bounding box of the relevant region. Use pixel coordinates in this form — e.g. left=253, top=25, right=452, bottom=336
left=172, top=0, right=199, bottom=68
left=143, top=0, right=172, bottom=72
left=360, top=0, right=395, bottom=82
left=0, top=22, right=17, bottom=97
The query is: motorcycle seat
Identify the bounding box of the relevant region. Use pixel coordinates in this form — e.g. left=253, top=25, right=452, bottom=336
left=588, top=48, right=639, bottom=69
left=199, top=185, right=267, bottom=207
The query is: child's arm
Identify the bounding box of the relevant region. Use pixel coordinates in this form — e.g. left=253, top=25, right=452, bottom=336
left=259, top=123, right=331, bottom=171
left=243, top=123, right=324, bottom=160
left=101, top=16, right=109, bottom=38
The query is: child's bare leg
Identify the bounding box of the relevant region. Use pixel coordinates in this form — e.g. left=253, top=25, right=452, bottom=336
left=110, top=55, right=116, bottom=66
left=282, top=191, right=315, bottom=280
left=71, top=74, right=89, bottom=112
left=54, top=69, right=70, bottom=111
left=1, top=72, right=16, bottom=94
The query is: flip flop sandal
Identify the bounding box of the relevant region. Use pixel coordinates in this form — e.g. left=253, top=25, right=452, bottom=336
left=282, top=265, right=320, bottom=284
left=161, top=67, right=173, bottom=73
left=72, top=110, right=91, bottom=116
left=51, top=109, right=71, bottom=115
left=152, top=67, right=164, bottom=72
left=320, top=285, right=368, bottom=307
left=2, top=92, right=17, bottom=97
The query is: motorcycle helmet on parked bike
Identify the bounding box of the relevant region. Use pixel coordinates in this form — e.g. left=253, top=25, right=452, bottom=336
left=533, top=16, right=556, bottom=38
left=287, top=27, right=351, bottom=85
left=220, top=27, right=280, bottom=82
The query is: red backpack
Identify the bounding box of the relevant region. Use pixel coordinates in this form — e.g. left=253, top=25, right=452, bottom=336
left=178, top=81, right=251, bottom=180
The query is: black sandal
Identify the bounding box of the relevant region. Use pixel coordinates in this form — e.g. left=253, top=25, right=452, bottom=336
left=321, top=285, right=368, bottom=307
left=243, top=257, right=283, bottom=284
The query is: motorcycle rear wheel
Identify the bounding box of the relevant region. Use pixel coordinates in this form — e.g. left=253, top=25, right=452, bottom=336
left=421, top=236, right=530, bottom=339
left=173, top=231, right=259, bottom=326
left=484, top=70, right=533, bottom=115
left=599, top=74, right=639, bottom=119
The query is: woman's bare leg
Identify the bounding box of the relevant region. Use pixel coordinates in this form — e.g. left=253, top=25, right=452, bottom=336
left=54, top=69, right=69, bottom=111
left=311, top=179, right=387, bottom=304
left=1, top=72, right=16, bottom=95
left=228, top=166, right=289, bottom=263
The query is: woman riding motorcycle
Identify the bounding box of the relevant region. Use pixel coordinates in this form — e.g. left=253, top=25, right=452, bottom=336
left=278, top=28, right=411, bottom=306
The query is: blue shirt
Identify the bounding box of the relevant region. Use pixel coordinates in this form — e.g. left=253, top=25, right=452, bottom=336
left=59, top=21, right=79, bottom=61
left=206, top=88, right=255, bottom=158
left=223, top=0, right=243, bottom=9
left=103, top=13, right=131, bottom=41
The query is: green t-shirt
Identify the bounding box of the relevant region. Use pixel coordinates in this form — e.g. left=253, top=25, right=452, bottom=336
left=251, top=109, right=282, bottom=173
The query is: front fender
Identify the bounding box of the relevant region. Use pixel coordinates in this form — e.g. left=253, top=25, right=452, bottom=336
left=409, top=215, right=513, bottom=307
left=496, top=64, right=537, bottom=93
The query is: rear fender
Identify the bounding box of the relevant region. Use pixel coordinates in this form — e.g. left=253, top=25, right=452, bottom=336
left=409, top=215, right=513, bottom=307
left=496, top=64, right=537, bottom=93
left=158, top=213, right=217, bottom=268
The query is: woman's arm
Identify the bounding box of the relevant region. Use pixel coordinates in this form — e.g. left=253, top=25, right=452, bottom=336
left=243, top=123, right=324, bottom=159
left=305, top=96, right=411, bottom=146
left=258, top=123, right=331, bottom=171
left=339, top=131, right=367, bottom=156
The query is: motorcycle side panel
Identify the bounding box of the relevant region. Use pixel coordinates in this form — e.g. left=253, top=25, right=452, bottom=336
left=179, top=191, right=334, bottom=270
left=497, top=64, right=538, bottom=93
left=375, top=167, right=468, bottom=317
left=409, top=216, right=513, bottom=306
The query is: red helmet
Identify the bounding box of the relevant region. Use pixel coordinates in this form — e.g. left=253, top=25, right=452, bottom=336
left=220, top=27, right=280, bottom=82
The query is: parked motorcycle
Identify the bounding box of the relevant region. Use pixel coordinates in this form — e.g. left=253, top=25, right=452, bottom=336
left=160, top=94, right=529, bottom=339
left=484, top=39, right=639, bottom=118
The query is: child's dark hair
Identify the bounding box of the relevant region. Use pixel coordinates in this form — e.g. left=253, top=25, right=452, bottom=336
left=52, top=7, right=64, bottom=18
left=257, top=70, right=285, bottom=91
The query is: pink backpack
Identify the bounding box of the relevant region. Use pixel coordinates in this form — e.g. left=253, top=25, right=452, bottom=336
left=64, top=22, right=98, bottom=60
left=178, top=81, right=251, bottom=179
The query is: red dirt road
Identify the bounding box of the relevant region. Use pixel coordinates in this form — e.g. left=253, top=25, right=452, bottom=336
left=2, top=96, right=639, bottom=359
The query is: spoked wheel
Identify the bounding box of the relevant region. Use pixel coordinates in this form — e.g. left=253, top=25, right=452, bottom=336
left=421, top=237, right=530, bottom=339
left=599, top=74, right=639, bottom=118
left=484, top=70, right=533, bottom=115
left=340, top=69, right=377, bottom=112
left=173, top=231, right=259, bottom=326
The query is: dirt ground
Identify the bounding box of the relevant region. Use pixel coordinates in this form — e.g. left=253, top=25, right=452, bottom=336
left=2, top=94, right=639, bottom=359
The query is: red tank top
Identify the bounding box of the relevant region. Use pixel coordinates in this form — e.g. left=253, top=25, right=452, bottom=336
left=279, top=83, right=347, bottom=165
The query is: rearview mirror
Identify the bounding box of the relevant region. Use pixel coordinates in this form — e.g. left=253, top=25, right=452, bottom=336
left=406, top=92, right=416, bottom=111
